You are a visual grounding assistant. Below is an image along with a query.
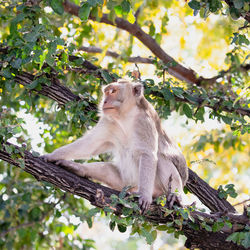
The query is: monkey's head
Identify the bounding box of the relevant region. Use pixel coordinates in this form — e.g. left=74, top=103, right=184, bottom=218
left=100, top=79, right=144, bottom=117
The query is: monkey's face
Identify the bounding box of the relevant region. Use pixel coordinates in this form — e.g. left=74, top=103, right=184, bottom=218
left=101, top=80, right=143, bottom=117
left=102, top=85, right=124, bottom=115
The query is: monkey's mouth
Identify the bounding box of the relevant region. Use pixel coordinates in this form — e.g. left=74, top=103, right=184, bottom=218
left=103, top=107, right=116, bottom=110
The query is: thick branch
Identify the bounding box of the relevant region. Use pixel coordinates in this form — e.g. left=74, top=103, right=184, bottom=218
left=187, top=170, right=235, bottom=213
left=15, top=71, right=80, bottom=105
left=0, top=141, right=235, bottom=214
left=0, top=142, right=247, bottom=250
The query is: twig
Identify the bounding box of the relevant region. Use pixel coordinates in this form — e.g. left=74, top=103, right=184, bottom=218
left=79, top=46, right=153, bottom=64
left=233, top=198, right=250, bottom=207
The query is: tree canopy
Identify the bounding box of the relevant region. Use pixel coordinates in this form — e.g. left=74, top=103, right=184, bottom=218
left=0, top=0, right=249, bottom=249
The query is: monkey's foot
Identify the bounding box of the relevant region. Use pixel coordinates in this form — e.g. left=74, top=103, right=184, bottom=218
left=130, top=191, right=152, bottom=214
left=166, top=193, right=182, bottom=209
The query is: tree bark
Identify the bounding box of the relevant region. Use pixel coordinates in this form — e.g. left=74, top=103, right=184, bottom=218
left=0, top=142, right=247, bottom=250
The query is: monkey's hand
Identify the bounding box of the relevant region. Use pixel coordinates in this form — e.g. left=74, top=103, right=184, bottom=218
left=41, top=153, right=62, bottom=163
left=54, top=159, right=87, bottom=177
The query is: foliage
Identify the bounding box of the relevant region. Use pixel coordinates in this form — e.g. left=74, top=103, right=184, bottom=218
left=0, top=0, right=249, bottom=248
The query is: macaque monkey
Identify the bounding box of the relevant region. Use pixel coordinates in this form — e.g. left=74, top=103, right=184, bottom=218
left=42, top=79, right=188, bottom=211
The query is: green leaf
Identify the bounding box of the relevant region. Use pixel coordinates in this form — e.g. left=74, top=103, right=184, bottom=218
left=183, top=103, right=193, bottom=118
left=229, top=7, right=241, bottom=20
left=212, top=222, right=224, bottom=232
left=100, top=70, right=113, bottom=83
left=155, top=33, right=162, bottom=44
left=156, top=225, right=168, bottom=231
left=30, top=207, right=41, bottom=221
left=2, top=69, right=13, bottom=79
left=141, top=228, right=154, bottom=244
left=117, top=224, right=127, bottom=233
left=109, top=221, right=116, bottom=231
left=11, top=58, right=22, bottom=69
left=32, top=151, right=40, bottom=157
left=242, top=232, right=250, bottom=248
left=188, top=0, right=201, bottom=10
left=222, top=116, right=232, bottom=125
left=51, top=0, right=64, bottom=15
left=5, top=145, right=14, bottom=154
left=12, top=126, right=22, bottom=134
left=233, top=0, right=244, bottom=9
left=195, top=108, right=205, bottom=121
left=209, top=0, right=222, bottom=12
left=162, top=88, right=174, bottom=100
left=204, top=224, right=212, bottom=232
left=26, top=79, right=39, bottom=90
left=121, top=0, right=130, bottom=13
left=172, top=87, right=184, bottom=98
left=149, top=22, right=156, bottom=37
left=174, top=219, right=182, bottom=226
left=17, top=228, right=27, bottom=238
left=55, top=210, right=61, bottom=218
left=151, top=230, right=157, bottom=241
left=114, top=5, right=123, bottom=15
left=79, top=3, right=91, bottom=21
left=226, top=232, right=240, bottom=243
left=238, top=34, right=249, bottom=45
left=87, top=207, right=100, bottom=217
left=218, top=186, right=228, bottom=199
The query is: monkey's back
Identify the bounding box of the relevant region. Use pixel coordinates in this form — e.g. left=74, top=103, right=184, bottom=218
left=145, top=99, right=188, bottom=186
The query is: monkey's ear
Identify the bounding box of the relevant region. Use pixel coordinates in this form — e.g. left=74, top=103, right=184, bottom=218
left=133, top=83, right=143, bottom=97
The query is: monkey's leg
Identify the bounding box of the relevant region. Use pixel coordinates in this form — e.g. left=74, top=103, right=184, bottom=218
left=55, top=160, right=124, bottom=191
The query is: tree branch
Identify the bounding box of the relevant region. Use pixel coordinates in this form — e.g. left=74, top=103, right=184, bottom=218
left=79, top=46, right=249, bottom=82
left=1, top=44, right=249, bottom=117
left=2, top=66, right=249, bottom=117
left=79, top=46, right=154, bottom=64
left=63, top=0, right=200, bottom=85
left=15, top=71, right=81, bottom=105
left=62, top=0, right=249, bottom=87
left=0, top=142, right=247, bottom=250
left=187, top=170, right=235, bottom=213
left=224, top=0, right=250, bottom=22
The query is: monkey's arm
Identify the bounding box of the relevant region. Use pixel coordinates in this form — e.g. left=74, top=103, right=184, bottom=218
left=55, top=160, right=124, bottom=190
left=138, top=152, right=157, bottom=211
left=43, top=120, right=113, bottom=162
left=134, top=117, right=158, bottom=211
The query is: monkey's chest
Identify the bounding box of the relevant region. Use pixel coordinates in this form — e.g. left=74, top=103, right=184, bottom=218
left=114, top=148, right=139, bottom=187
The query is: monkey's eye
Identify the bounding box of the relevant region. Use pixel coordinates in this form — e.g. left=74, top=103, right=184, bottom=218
left=110, top=89, right=116, bottom=94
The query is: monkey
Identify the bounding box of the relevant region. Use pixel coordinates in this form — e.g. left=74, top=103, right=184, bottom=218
left=42, top=79, right=188, bottom=211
